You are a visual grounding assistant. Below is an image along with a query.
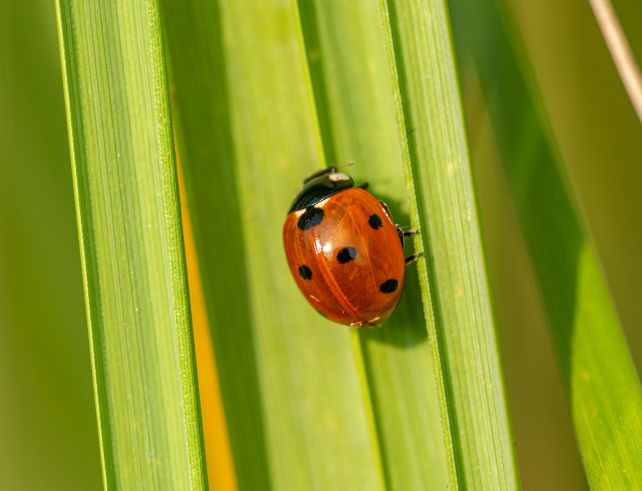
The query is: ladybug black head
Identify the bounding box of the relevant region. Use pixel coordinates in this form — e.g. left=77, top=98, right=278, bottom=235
left=289, top=167, right=354, bottom=213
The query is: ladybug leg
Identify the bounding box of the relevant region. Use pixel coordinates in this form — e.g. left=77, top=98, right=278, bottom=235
left=398, top=226, right=422, bottom=261
left=396, top=225, right=419, bottom=245
left=303, top=166, right=338, bottom=183
left=405, top=252, right=424, bottom=265
left=357, top=182, right=369, bottom=190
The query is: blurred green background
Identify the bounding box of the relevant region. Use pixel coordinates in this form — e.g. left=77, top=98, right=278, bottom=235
left=1, top=0, right=639, bottom=489
left=0, top=1, right=101, bottom=489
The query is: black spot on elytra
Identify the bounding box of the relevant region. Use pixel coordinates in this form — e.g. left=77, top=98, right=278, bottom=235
left=368, top=214, right=382, bottom=230
left=379, top=279, right=398, bottom=293
left=337, top=246, right=357, bottom=264
left=298, top=265, right=312, bottom=280
left=298, top=206, right=324, bottom=230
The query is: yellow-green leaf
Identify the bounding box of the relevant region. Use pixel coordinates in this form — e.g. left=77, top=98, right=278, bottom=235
left=56, top=0, right=207, bottom=487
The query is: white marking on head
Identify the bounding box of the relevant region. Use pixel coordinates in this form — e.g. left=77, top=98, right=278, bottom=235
left=329, top=172, right=351, bottom=182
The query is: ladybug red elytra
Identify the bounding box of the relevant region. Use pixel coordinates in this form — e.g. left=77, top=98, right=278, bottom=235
left=282, top=166, right=421, bottom=327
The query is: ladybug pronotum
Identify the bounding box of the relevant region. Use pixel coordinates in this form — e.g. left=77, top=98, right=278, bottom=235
left=282, top=166, right=421, bottom=327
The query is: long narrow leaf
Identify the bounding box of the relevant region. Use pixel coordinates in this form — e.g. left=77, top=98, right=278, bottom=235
left=56, top=1, right=207, bottom=487
left=161, top=0, right=386, bottom=488
left=450, top=0, right=642, bottom=486
left=298, top=1, right=456, bottom=488
left=381, top=0, right=519, bottom=488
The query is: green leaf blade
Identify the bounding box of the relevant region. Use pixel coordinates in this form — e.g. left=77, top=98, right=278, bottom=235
left=56, top=0, right=207, bottom=487
left=298, top=1, right=457, bottom=488
left=450, top=0, right=642, bottom=486
left=383, top=0, right=518, bottom=487
left=162, top=0, right=386, bottom=488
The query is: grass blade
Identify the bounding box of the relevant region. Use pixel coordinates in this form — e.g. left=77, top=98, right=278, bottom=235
left=0, top=2, right=101, bottom=487
left=381, top=0, right=519, bottom=487
left=298, top=1, right=456, bottom=488
left=161, top=0, right=385, bottom=488
left=56, top=1, right=207, bottom=487
left=450, top=0, right=642, bottom=486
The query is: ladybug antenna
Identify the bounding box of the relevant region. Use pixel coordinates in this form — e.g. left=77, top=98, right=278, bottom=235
left=337, top=161, right=356, bottom=170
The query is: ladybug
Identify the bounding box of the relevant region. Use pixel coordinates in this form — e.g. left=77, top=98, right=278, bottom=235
left=282, top=166, right=421, bottom=327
